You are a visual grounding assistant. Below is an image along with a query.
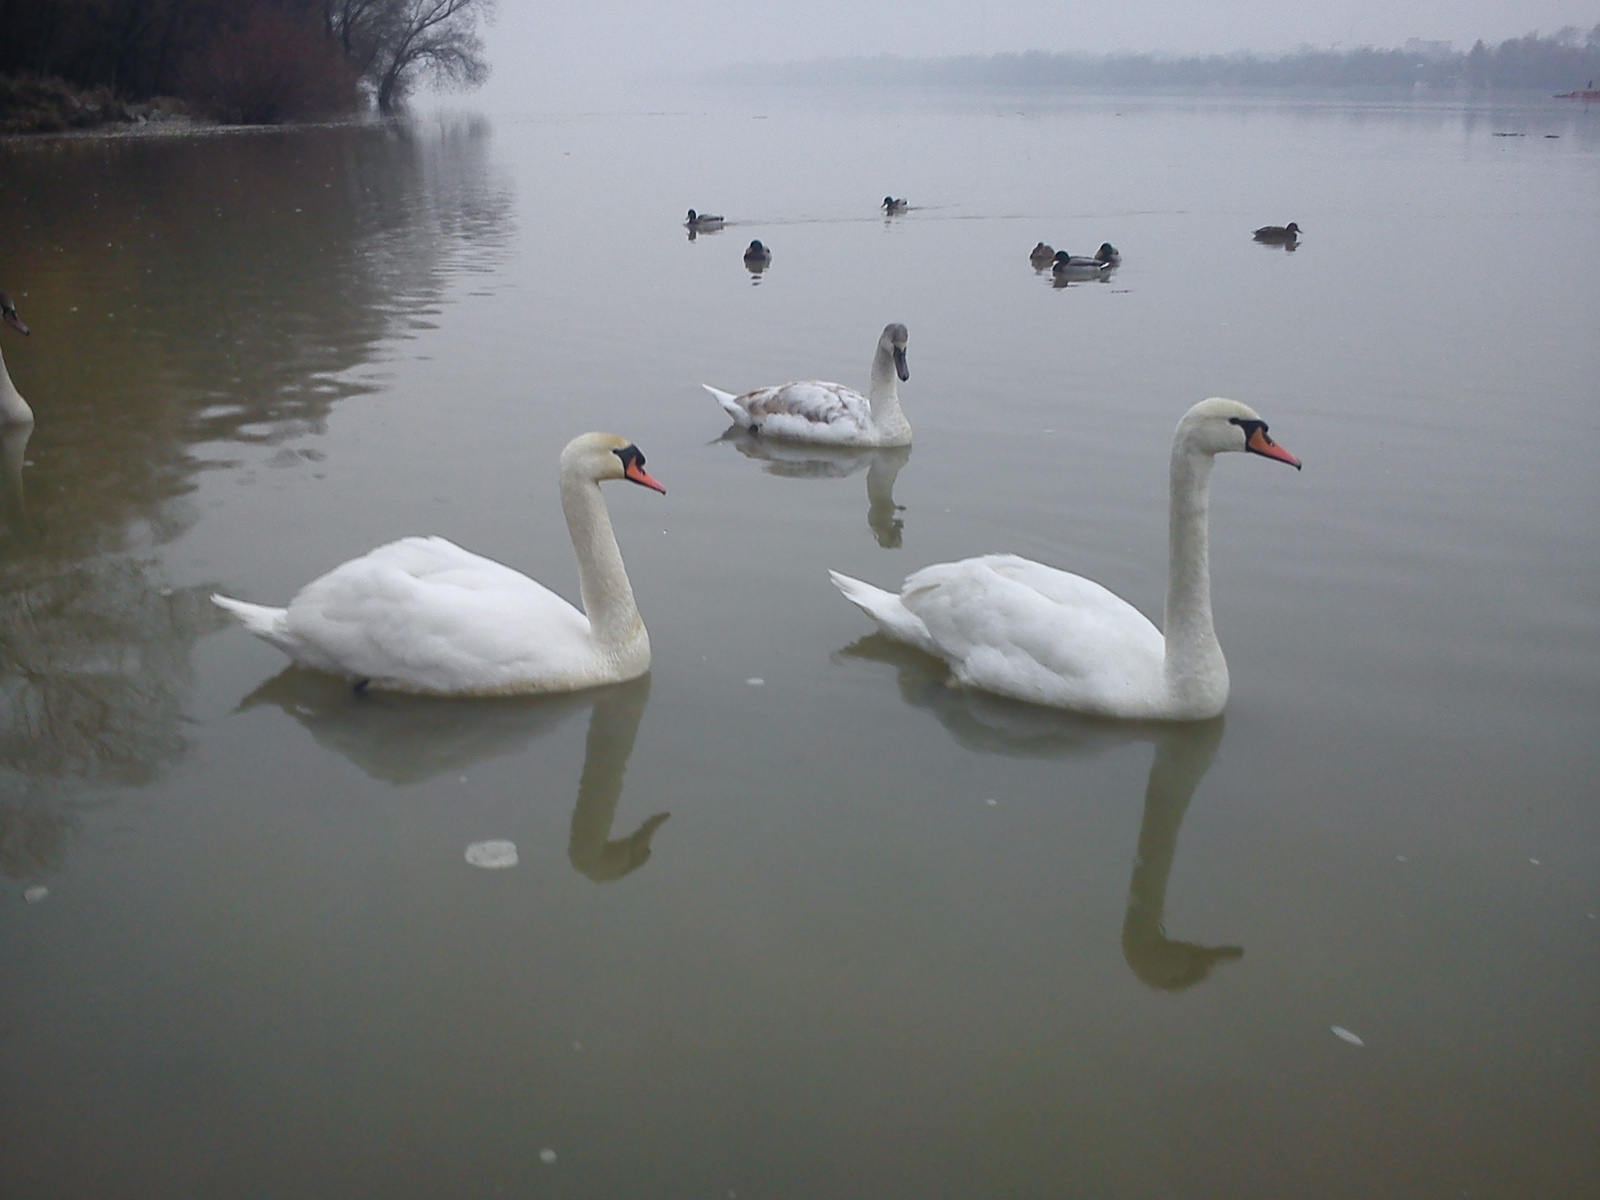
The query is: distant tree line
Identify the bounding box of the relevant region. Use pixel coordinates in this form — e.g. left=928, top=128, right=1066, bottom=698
left=730, top=26, right=1600, bottom=93
left=0, top=0, right=493, bottom=126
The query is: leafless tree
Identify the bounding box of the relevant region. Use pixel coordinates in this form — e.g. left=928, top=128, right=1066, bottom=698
left=321, top=0, right=389, bottom=79
left=365, top=0, right=494, bottom=114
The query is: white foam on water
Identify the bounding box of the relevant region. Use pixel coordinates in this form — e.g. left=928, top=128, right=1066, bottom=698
left=465, top=840, right=519, bottom=869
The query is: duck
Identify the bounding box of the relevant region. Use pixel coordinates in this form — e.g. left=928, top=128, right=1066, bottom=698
left=686, top=209, right=724, bottom=229
left=1052, top=250, right=1112, bottom=279
left=1095, top=242, right=1122, bottom=266
left=829, top=398, right=1302, bottom=719
left=703, top=323, right=911, bottom=447
left=743, top=239, right=772, bottom=268
left=1, top=291, right=33, bottom=425
left=882, top=196, right=908, bottom=213
left=1030, top=242, right=1056, bottom=268
left=1252, top=222, right=1300, bottom=243
left=212, top=433, right=666, bottom=696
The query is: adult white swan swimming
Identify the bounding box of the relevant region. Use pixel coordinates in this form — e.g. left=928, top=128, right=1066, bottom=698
left=212, top=433, right=666, bottom=696
left=704, top=322, right=911, bottom=447
left=829, top=398, right=1301, bottom=719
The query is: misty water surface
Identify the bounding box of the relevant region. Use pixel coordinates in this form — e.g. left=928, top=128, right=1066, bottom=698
left=0, top=89, right=1596, bottom=1198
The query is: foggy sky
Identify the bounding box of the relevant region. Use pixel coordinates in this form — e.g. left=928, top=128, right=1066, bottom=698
left=475, top=1, right=1600, bottom=104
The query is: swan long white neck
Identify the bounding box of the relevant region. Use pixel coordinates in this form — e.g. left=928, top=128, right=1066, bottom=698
left=1162, top=444, right=1228, bottom=714
left=560, top=464, right=643, bottom=651
left=0, top=347, right=31, bottom=425
left=866, top=339, right=909, bottom=441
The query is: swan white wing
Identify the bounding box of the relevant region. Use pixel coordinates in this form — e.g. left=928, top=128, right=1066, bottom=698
left=284, top=536, right=596, bottom=693
left=737, top=381, right=875, bottom=444
left=898, top=554, right=1168, bottom=713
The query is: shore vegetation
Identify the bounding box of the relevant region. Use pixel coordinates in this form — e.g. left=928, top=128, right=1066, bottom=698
left=0, top=0, right=494, bottom=132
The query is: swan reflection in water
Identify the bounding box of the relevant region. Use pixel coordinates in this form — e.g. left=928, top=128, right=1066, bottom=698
left=1, top=421, right=43, bottom=551
left=837, top=634, right=1243, bottom=990
left=237, top=671, right=669, bottom=882
left=719, top=429, right=911, bottom=548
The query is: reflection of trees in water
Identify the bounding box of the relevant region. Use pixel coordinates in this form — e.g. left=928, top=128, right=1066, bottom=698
left=0, top=119, right=516, bottom=878
left=837, top=635, right=1242, bottom=991
left=0, top=563, right=223, bottom=876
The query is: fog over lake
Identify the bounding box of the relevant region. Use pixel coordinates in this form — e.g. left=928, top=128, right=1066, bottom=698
left=1, top=80, right=1596, bottom=1199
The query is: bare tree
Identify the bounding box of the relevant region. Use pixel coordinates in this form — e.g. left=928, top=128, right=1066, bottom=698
left=322, top=0, right=388, bottom=78
left=366, top=0, right=494, bottom=114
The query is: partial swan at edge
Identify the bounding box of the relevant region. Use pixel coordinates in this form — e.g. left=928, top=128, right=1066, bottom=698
left=1, top=290, right=34, bottom=426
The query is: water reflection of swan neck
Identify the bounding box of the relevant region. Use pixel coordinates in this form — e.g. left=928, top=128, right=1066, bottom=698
left=865, top=446, right=909, bottom=548
left=832, top=636, right=1243, bottom=990
left=567, top=674, right=669, bottom=882
left=722, top=432, right=910, bottom=549
left=1, top=421, right=31, bottom=536
left=1121, top=718, right=1242, bottom=990
left=0, top=297, right=32, bottom=425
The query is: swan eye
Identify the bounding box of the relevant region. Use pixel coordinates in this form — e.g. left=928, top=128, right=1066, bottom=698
left=614, top=445, right=642, bottom=469
left=1229, top=416, right=1269, bottom=442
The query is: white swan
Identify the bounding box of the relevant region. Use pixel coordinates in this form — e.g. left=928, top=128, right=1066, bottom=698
left=212, top=433, right=666, bottom=696
left=703, top=323, right=912, bottom=447
left=1, top=291, right=33, bottom=425
left=829, top=398, right=1301, bottom=719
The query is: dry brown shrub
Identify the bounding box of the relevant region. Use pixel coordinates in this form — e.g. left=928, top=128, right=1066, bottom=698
left=183, top=7, right=362, bottom=125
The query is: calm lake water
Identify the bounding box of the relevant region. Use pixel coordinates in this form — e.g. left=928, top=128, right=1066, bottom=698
left=1, top=86, right=1596, bottom=1198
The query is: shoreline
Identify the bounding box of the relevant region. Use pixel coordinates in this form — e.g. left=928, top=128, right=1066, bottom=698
left=0, top=112, right=394, bottom=143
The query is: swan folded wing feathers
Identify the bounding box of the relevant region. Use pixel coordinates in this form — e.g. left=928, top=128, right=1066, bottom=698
left=752, top=381, right=863, bottom=422
left=900, top=555, right=1167, bottom=713
left=285, top=537, right=594, bottom=692
left=748, top=382, right=872, bottom=441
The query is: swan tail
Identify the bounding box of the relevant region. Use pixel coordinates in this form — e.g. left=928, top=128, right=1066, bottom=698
left=211, top=594, right=300, bottom=653
left=702, top=385, right=748, bottom=425
left=828, top=570, right=935, bottom=651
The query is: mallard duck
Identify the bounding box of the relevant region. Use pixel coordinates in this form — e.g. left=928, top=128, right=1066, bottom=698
left=1052, top=250, right=1112, bottom=279
left=1252, top=222, right=1300, bottom=243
